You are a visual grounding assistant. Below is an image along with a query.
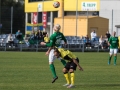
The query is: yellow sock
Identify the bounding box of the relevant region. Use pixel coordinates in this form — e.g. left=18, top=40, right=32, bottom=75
left=64, top=73, right=70, bottom=84
left=70, top=72, right=75, bottom=85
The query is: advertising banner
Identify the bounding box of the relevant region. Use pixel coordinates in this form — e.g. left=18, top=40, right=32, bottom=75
left=42, top=12, right=47, bottom=28
left=32, top=12, right=38, bottom=24
left=81, top=2, right=97, bottom=11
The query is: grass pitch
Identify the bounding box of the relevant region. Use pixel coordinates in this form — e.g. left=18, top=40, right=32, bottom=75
left=0, top=52, right=120, bottom=90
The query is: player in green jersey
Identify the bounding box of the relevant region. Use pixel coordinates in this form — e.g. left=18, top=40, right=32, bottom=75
left=41, top=24, right=67, bottom=83
left=54, top=48, right=83, bottom=88
left=108, top=31, right=119, bottom=65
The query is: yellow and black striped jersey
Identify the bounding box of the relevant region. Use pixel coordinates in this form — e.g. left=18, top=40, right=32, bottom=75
left=58, top=48, right=77, bottom=61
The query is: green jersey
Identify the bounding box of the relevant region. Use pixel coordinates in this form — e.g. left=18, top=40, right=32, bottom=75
left=109, top=36, right=119, bottom=49
left=46, top=32, right=67, bottom=47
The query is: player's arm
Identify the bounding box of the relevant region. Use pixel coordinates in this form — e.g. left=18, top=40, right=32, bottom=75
left=41, top=35, right=54, bottom=47
left=41, top=41, right=54, bottom=47
left=72, top=58, right=83, bottom=71
left=46, top=40, right=54, bottom=47
left=108, top=37, right=111, bottom=46
left=46, top=35, right=55, bottom=47
left=62, top=33, right=67, bottom=44
left=108, top=42, right=110, bottom=46
left=68, top=53, right=83, bottom=71
left=118, top=39, right=119, bottom=47
left=46, top=47, right=52, bottom=56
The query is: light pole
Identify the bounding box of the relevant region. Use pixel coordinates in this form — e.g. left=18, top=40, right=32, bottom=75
left=42, top=0, right=44, bottom=31
left=0, top=0, right=1, bottom=34
left=62, top=0, right=64, bottom=33
left=76, top=0, right=78, bottom=36
left=11, top=0, right=15, bottom=34
left=11, top=6, right=13, bottom=34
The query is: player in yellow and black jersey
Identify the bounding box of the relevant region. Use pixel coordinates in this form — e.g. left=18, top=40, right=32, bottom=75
left=54, top=48, right=83, bottom=88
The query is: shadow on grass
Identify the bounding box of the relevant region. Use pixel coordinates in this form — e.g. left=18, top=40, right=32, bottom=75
left=76, top=83, right=120, bottom=87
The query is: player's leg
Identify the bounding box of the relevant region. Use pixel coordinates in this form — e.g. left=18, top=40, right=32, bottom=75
left=113, top=49, right=118, bottom=65
left=49, top=49, right=58, bottom=83
left=61, top=59, right=66, bottom=66
left=57, top=58, right=66, bottom=66
left=63, top=62, right=71, bottom=86
left=67, top=59, right=79, bottom=88
left=57, top=47, right=67, bottom=66
left=108, top=49, right=113, bottom=65
left=67, top=69, right=75, bottom=88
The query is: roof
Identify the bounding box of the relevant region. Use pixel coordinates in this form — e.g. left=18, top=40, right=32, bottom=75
left=55, top=16, right=108, bottom=19
left=56, top=16, right=97, bottom=19
left=115, top=25, right=120, bottom=28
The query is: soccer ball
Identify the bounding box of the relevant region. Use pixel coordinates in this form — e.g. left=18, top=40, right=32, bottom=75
left=53, top=1, right=60, bottom=8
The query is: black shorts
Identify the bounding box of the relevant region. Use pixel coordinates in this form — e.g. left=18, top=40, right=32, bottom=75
left=64, top=58, right=79, bottom=71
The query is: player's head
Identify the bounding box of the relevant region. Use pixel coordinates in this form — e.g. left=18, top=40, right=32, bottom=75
left=54, top=48, right=61, bottom=58
left=53, top=24, right=61, bottom=32
left=113, top=31, right=116, bottom=37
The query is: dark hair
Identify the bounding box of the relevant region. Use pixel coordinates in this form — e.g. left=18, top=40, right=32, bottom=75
left=54, top=48, right=59, bottom=53
left=54, top=48, right=61, bottom=56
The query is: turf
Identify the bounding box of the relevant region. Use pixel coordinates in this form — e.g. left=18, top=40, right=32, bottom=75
left=0, top=52, right=120, bottom=90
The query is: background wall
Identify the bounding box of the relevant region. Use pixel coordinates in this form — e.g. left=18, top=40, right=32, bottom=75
left=88, top=17, right=109, bottom=38
left=54, top=16, right=109, bottom=37
left=100, top=0, right=120, bottom=34
left=54, top=17, right=88, bottom=37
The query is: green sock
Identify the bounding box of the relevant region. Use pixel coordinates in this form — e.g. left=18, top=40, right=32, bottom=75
left=108, top=56, right=112, bottom=64
left=61, top=60, right=66, bottom=66
left=114, top=56, right=117, bottom=65
left=49, top=64, right=57, bottom=78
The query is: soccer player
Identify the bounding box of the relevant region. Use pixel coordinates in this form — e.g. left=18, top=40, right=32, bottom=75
left=108, top=31, right=119, bottom=65
left=40, top=24, right=67, bottom=83
left=54, top=48, right=83, bottom=88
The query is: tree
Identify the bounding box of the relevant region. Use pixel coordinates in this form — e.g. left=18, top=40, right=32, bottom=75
left=12, top=2, right=25, bottom=34
left=1, top=0, right=25, bottom=34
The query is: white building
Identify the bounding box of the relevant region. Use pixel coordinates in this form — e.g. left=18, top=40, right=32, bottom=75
left=100, top=0, right=120, bottom=35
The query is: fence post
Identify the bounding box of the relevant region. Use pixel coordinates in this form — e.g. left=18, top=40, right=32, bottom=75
left=68, top=42, right=70, bottom=50
left=97, top=42, right=99, bottom=52
left=82, top=40, right=84, bottom=52
left=111, top=9, right=113, bottom=33
left=20, top=43, right=22, bottom=52
left=4, top=43, right=6, bottom=51
left=36, top=41, right=38, bottom=52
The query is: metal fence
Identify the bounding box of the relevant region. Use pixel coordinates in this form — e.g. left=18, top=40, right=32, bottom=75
left=0, top=6, right=120, bottom=52
left=0, top=40, right=110, bottom=52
